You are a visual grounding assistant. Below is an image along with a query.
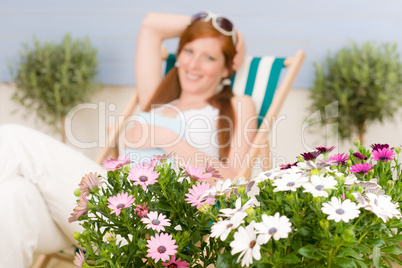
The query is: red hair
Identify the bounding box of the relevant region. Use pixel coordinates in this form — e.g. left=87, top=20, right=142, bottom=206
left=144, top=20, right=236, bottom=160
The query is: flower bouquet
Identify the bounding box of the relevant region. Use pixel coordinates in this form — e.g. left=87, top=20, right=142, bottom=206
left=206, top=142, right=402, bottom=267
left=69, top=153, right=229, bottom=267
left=70, top=142, right=402, bottom=267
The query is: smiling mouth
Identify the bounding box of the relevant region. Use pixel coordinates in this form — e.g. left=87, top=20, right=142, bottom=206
left=186, top=73, right=200, bottom=80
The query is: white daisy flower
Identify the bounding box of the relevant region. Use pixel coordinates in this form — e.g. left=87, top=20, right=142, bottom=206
left=198, top=179, right=233, bottom=202
left=252, top=168, right=281, bottom=183
left=344, top=174, right=358, bottom=186
left=298, top=159, right=333, bottom=171
left=356, top=179, right=385, bottom=195
left=272, top=173, right=308, bottom=192
left=209, top=178, right=233, bottom=196
left=231, top=177, right=248, bottom=187
left=352, top=192, right=371, bottom=209
left=220, top=198, right=259, bottom=218
left=230, top=221, right=264, bottom=267
left=210, top=212, right=247, bottom=241
left=254, top=212, right=292, bottom=244
left=321, top=197, right=360, bottom=223
left=365, top=193, right=401, bottom=222
left=302, top=175, right=337, bottom=197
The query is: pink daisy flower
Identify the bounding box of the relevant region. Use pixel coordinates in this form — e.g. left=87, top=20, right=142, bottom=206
left=183, top=164, right=212, bottom=181
left=128, top=165, right=159, bottom=191
left=349, top=162, right=374, bottom=175
left=185, top=182, right=215, bottom=209
left=204, top=161, right=223, bottom=179
left=146, top=233, right=178, bottom=263
left=78, top=172, right=103, bottom=196
left=136, top=159, right=158, bottom=170
left=328, top=153, right=349, bottom=165
left=141, top=211, right=171, bottom=232
left=107, top=192, right=135, bottom=216
left=152, top=152, right=175, bottom=162
left=102, top=153, right=132, bottom=171
left=68, top=194, right=89, bottom=223
left=73, top=250, right=85, bottom=267
left=162, top=255, right=189, bottom=267
left=372, top=148, right=395, bottom=162
left=135, top=203, right=149, bottom=218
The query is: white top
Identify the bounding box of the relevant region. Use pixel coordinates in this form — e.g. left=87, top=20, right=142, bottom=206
left=153, top=99, right=220, bottom=159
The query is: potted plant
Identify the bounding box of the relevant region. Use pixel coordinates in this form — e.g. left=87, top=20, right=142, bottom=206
left=309, top=41, right=402, bottom=145
left=9, top=34, right=100, bottom=142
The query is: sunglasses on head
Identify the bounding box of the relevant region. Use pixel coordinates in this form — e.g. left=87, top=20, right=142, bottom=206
left=191, top=11, right=237, bottom=45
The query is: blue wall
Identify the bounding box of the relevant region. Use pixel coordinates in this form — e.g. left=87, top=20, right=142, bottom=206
left=1, top=0, right=401, bottom=88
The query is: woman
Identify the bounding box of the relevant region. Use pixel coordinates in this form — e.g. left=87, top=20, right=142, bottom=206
left=124, top=12, right=257, bottom=180
left=0, top=12, right=256, bottom=267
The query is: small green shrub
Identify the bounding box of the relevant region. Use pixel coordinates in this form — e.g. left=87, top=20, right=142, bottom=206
left=309, top=41, right=402, bottom=144
left=10, top=33, right=100, bottom=140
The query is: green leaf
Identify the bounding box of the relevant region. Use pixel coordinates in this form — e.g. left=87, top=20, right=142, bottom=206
left=298, top=245, right=318, bottom=259
left=357, top=244, right=371, bottom=254
left=354, top=259, right=368, bottom=268
left=281, top=253, right=300, bottom=264
left=291, top=237, right=303, bottom=252
left=380, top=245, right=402, bottom=255
left=154, top=200, right=175, bottom=212
left=372, top=247, right=381, bottom=268
left=337, top=258, right=358, bottom=268
left=367, top=238, right=385, bottom=248
left=337, top=247, right=363, bottom=260
left=257, top=263, right=273, bottom=268
left=384, top=234, right=402, bottom=244
left=216, top=252, right=237, bottom=268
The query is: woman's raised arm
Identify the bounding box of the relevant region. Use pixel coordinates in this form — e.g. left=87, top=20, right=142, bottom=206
left=135, top=13, right=190, bottom=110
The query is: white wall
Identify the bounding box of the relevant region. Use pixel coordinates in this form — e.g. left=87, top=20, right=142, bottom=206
left=2, top=0, right=402, bottom=88
left=2, top=83, right=401, bottom=169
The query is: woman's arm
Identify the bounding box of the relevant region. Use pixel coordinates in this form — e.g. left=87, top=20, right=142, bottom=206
left=135, top=13, right=190, bottom=110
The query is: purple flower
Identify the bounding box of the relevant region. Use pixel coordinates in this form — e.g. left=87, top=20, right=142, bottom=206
left=280, top=161, right=298, bottom=170
left=371, top=143, right=392, bottom=151
left=352, top=152, right=367, bottom=160
left=316, top=146, right=335, bottom=153
left=350, top=163, right=374, bottom=175
left=300, top=151, right=321, bottom=161
left=372, top=148, right=395, bottom=162
left=328, top=153, right=349, bottom=165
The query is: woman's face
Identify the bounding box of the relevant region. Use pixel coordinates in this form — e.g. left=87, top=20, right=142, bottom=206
left=177, top=36, right=229, bottom=96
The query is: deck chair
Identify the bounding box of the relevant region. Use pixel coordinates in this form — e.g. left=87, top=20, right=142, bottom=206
left=95, top=49, right=305, bottom=178
left=32, top=49, right=305, bottom=268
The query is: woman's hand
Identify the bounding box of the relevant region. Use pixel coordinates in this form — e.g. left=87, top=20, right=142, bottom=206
left=232, top=31, right=246, bottom=71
